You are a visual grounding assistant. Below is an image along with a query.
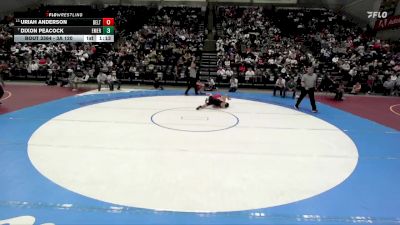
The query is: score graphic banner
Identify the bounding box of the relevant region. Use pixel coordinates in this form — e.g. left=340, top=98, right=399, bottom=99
left=14, top=17, right=115, bottom=43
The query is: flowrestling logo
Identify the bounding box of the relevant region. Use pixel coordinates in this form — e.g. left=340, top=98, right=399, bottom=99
left=44, top=11, right=83, bottom=18
left=367, top=11, right=388, bottom=19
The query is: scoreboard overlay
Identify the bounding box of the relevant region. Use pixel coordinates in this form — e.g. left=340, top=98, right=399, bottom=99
left=14, top=15, right=115, bottom=43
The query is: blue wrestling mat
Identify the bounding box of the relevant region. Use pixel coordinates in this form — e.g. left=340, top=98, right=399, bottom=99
left=0, top=90, right=399, bottom=225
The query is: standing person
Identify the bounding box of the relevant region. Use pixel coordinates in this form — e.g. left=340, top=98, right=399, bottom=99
left=185, top=63, right=198, bottom=95
left=294, top=66, right=318, bottom=113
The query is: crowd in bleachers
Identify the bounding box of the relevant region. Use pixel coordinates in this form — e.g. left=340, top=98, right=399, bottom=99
left=216, top=6, right=400, bottom=96
left=113, top=7, right=204, bottom=82
left=279, top=8, right=400, bottom=95
left=216, top=7, right=314, bottom=85
left=0, top=5, right=204, bottom=90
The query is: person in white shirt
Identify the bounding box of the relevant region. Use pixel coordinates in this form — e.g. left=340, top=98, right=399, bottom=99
left=217, top=67, right=226, bottom=77
left=341, top=62, right=350, bottom=71
left=383, top=78, right=395, bottom=96
left=349, top=68, right=357, bottom=77
left=28, top=61, right=39, bottom=77
left=66, top=68, right=78, bottom=91
left=205, top=77, right=216, bottom=91
left=224, top=60, right=230, bottom=68
left=245, top=68, right=255, bottom=82
left=225, top=68, right=234, bottom=78
left=229, top=76, right=238, bottom=92
left=108, top=70, right=121, bottom=91
left=106, top=59, right=113, bottom=68
left=295, top=66, right=318, bottom=113
left=97, top=71, right=110, bottom=91
left=273, top=76, right=286, bottom=97
left=268, top=58, right=275, bottom=65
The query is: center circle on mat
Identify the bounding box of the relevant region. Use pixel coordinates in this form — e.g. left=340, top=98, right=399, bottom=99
left=27, top=96, right=358, bottom=212
left=151, top=107, right=239, bottom=132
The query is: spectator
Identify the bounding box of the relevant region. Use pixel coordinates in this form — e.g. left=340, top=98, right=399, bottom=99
left=286, top=76, right=297, bottom=99
left=108, top=69, right=121, bottom=91
left=245, top=67, right=255, bottom=82
left=97, top=71, right=110, bottom=91
left=351, top=82, right=362, bottom=94
left=217, top=67, right=226, bottom=79
left=66, top=69, right=78, bottom=91
left=334, top=80, right=345, bottom=101
left=273, top=76, right=286, bottom=97
left=225, top=68, right=234, bottom=78
left=383, top=78, right=395, bottom=96
left=394, top=75, right=400, bottom=96
left=205, top=77, right=217, bottom=91
left=229, top=76, right=238, bottom=92
left=153, top=77, right=164, bottom=90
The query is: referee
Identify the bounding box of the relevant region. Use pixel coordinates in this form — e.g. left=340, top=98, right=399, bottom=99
left=184, top=63, right=198, bottom=95
left=295, top=66, right=318, bottom=113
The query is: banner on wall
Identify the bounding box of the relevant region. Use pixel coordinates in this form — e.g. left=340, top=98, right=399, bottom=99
left=374, top=15, right=400, bottom=30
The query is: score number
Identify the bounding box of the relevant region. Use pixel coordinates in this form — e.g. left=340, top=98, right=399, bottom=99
left=102, top=18, right=114, bottom=26
left=102, top=26, right=114, bottom=34
left=102, top=18, right=114, bottom=35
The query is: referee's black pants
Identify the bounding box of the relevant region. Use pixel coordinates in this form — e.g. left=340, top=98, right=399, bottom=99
left=185, top=77, right=198, bottom=95
left=295, top=87, right=317, bottom=111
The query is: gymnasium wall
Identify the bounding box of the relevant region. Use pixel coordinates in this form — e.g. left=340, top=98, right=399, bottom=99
left=0, top=0, right=44, bottom=17
left=341, top=0, right=383, bottom=26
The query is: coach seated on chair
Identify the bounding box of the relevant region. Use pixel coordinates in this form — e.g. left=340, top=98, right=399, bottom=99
left=334, top=80, right=345, bottom=101
left=97, top=70, right=110, bottom=91
left=285, top=76, right=297, bottom=99
left=351, top=82, right=362, bottom=95
left=108, top=69, right=121, bottom=91
left=273, top=76, right=286, bottom=97
left=73, top=70, right=90, bottom=90
left=318, top=75, right=336, bottom=93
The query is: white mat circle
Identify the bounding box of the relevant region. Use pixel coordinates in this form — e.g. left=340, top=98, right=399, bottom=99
left=28, top=96, right=358, bottom=212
